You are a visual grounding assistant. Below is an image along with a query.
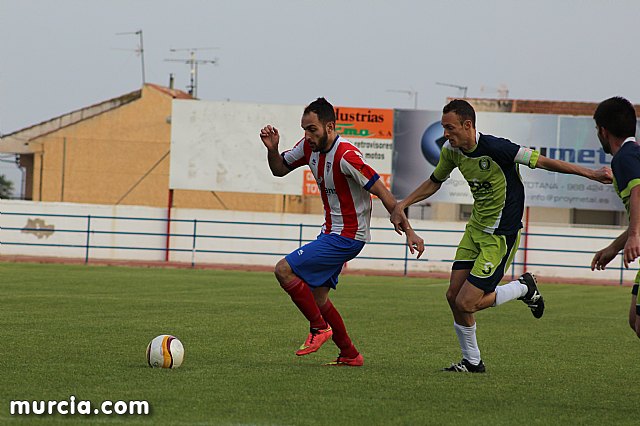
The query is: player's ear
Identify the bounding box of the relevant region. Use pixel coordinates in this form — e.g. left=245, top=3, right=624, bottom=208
left=327, top=121, right=335, bottom=133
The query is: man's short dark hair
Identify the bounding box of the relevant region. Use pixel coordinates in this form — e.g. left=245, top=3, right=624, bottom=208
left=593, top=96, right=637, bottom=138
left=443, top=99, right=476, bottom=128
left=304, top=97, right=336, bottom=124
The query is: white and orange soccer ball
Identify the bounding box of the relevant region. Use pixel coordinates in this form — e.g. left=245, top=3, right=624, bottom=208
left=146, top=335, right=184, bottom=369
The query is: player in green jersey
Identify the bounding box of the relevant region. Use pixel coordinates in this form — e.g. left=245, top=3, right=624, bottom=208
left=591, top=96, right=640, bottom=338
left=391, top=99, right=612, bottom=373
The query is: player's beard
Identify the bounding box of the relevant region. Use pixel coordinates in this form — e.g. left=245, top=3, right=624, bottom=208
left=312, top=130, right=329, bottom=152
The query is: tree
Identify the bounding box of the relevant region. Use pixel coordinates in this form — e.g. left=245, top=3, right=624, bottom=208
left=0, top=174, right=14, bottom=199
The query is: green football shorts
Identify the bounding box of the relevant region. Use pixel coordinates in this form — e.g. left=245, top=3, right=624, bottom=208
left=452, top=224, right=521, bottom=292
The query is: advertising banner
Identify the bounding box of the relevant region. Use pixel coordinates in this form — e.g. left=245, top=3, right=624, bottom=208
left=170, top=99, right=395, bottom=196
left=170, top=100, right=305, bottom=194
left=392, top=110, right=624, bottom=211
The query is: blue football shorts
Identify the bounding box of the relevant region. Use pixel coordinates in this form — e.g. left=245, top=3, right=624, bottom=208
left=285, top=232, right=365, bottom=289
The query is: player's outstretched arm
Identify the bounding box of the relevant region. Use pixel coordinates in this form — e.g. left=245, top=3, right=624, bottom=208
left=369, top=179, right=411, bottom=232
left=590, top=185, right=639, bottom=270
left=390, top=179, right=442, bottom=234
left=367, top=179, right=398, bottom=215
left=260, top=125, right=290, bottom=177
left=368, top=180, right=424, bottom=258
left=535, top=156, right=613, bottom=184
left=591, top=231, right=626, bottom=271
left=404, top=227, right=425, bottom=259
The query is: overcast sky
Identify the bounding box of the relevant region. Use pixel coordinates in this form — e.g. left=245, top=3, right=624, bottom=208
left=1, top=0, right=639, bottom=191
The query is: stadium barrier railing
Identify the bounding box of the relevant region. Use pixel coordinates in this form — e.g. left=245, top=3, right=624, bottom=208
left=0, top=210, right=631, bottom=285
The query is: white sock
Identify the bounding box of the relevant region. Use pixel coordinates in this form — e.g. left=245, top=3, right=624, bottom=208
left=453, top=322, right=481, bottom=365
left=493, top=280, right=528, bottom=306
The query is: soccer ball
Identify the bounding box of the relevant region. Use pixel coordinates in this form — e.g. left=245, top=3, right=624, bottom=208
left=146, top=335, right=184, bottom=368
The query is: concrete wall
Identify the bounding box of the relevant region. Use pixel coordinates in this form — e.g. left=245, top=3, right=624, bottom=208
left=1, top=199, right=634, bottom=284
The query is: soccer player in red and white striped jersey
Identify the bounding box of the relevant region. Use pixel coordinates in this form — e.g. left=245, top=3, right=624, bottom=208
left=260, top=97, right=423, bottom=366
left=284, top=133, right=378, bottom=242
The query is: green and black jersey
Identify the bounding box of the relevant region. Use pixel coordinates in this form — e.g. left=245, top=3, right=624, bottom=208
left=611, top=137, right=640, bottom=216
left=430, top=132, right=539, bottom=235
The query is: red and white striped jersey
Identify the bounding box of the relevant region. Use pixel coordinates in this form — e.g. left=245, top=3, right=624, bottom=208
left=282, top=135, right=380, bottom=242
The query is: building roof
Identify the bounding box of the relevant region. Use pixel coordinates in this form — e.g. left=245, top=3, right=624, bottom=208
left=0, top=84, right=192, bottom=154
left=459, top=97, right=640, bottom=116
left=145, top=83, right=193, bottom=100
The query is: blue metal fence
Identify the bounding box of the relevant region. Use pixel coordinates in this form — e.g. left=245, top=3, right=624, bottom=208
left=0, top=211, right=629, bottom=284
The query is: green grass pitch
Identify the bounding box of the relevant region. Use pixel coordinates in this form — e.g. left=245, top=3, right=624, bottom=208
left=0, top=262, right=637, bottom=425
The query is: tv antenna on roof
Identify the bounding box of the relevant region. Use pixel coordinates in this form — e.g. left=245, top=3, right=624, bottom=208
left=165, top=47, right=218, bottom=98
left=115, top=30, right=145, bottom=86
left=436, top=81, right=468, bottom=98
left=386, top=88, right=419, bottom=109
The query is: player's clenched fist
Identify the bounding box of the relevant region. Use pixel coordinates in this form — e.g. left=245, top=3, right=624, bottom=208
left=260, top=125, right=280, bottom=150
